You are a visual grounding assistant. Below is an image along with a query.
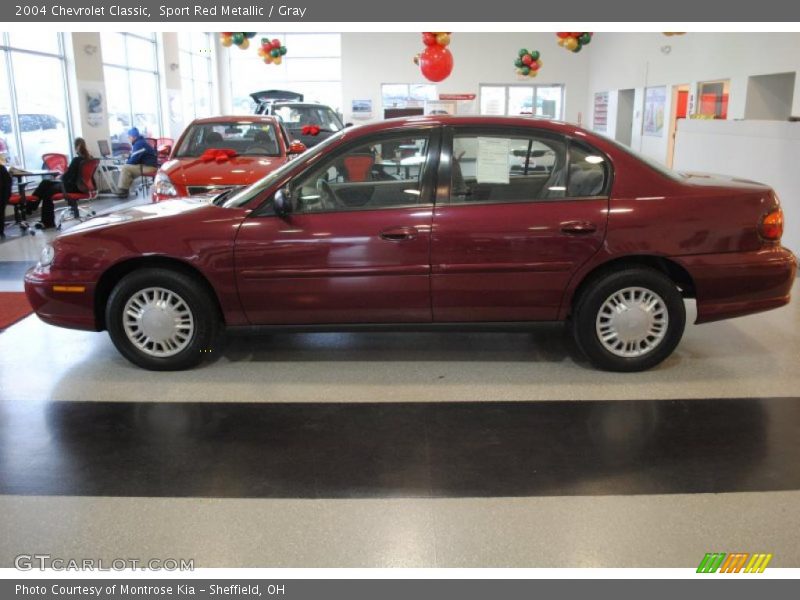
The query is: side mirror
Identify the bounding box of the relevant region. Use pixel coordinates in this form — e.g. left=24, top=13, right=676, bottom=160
left=345, top=122, right=353, bottom=128
left=273, top=187, right=292, bottom=217
left=288, top=140, right=307, bottom=155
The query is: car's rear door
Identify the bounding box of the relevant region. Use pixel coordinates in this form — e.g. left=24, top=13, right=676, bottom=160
left=234, top=127, right=440, bottom=325
left=431, top=125, right=610, bottom=322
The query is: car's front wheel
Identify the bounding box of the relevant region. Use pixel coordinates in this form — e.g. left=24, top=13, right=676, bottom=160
left=106, top=268, right=220, bottom=370
left=571, top=267, right=686, bottom=372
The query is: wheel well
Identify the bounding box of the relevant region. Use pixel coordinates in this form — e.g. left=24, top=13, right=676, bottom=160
left=570, top=255, right=696, bottom=313
left=94, top=256, right=225, bottom=330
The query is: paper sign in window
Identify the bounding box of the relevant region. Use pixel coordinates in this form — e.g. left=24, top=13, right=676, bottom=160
left=476, top=137, right=510, bottom=184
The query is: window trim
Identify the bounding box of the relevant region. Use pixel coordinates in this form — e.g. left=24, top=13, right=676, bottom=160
left=252, top=125, right=442, bottom=217
left=438, top=125, right=613, bottom=207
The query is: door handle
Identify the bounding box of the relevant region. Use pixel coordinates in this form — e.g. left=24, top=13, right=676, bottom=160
left=560, top=220, right=597, bottom=235
left=380, top=226, right=418, bottom=241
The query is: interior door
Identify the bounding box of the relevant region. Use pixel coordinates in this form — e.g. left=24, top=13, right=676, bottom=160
left=234, top=129, right=439, bottom=325
left=431, top=127, right=610, bottom=322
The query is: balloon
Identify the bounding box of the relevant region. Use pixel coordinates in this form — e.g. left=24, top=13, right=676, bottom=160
left=530, top=70, right=538, bottom=78
left=530, top=50, right=540, bottom=61
left=423, top=32, right=437, bottom=46
left=232, top=32, right=244, bottom=45
left=258, top=48, right=267, bottom=57
left=519, top=48, right=529, bottom=57
left=246, top=32, right=257, bottom=38
left=579, top=33, right=592, bottom=45
left=522, top=54, right=532, bottom=65
left=272, top=39, right=281, bottom=48
left=279, top=46, right=287, bottom=55
left=270, top=48, right=280, bottom=58
left=221, top=36, right=233, bottom=48
left=514, top=58, right=523, bottom=68
left=240, top=38, right=250, bottom=50
left=530, top=60, right=540, bottom=71
left=436, top=32, right=451, bottom=46
left=520, top=66, right=530, bottom=76
left=556, top=32, right=570, bottom=39
left=564, top=37, right=578, bottom=51
left=273, top=56, right=282, bottom=65
left=419, top=45, right=453, bottom=82
left=572, top=44, right=582, bottom=53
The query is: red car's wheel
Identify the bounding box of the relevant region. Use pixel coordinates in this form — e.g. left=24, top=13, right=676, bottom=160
left=106, top=268, right=220, bottom=371
left=571, top=267, right=686, bottom=372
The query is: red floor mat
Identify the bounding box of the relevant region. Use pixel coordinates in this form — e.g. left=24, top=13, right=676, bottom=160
left=0, top=292, right=33, bottom=330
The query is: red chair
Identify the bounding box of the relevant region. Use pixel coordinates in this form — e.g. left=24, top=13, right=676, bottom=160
left=51, top=159, right=99, bottom=229
left=42, top=153, right=68, bottom=175
left=343, top=154, right=375, bottom=182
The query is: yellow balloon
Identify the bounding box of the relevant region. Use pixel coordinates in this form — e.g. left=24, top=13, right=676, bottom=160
left=264, top=55, right=272, bottom=63
left=529, top=70, right=538, bottom=78
left=221, top=36, right=232, bottom=48
left=273, top=55, right=282, bottom=65
left=565, top=37, right=578, bottom=51
left=436, top=33, right=451, bottom=46
left=537, top=59, right=543, bottom=68
left=240, top=38, right=250, bottom=50
left=258, top=48, right=267, bottom=57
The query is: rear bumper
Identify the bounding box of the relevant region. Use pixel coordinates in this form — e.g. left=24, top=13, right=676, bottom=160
left=24, top=266, right=99, bottom=331
left=675, top=246, right=797, bottom=323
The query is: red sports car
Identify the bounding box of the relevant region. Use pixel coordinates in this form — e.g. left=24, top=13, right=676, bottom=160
left=152, top=115, right=306, bottom=202
left=25, top=116, right=796, bottom=371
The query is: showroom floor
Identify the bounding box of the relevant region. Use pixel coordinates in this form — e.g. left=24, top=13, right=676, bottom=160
left=0, top=217, right=799, bottom=567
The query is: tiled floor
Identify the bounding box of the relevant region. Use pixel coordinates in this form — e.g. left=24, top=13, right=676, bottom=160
left=0, top=210, right=798, bottom=567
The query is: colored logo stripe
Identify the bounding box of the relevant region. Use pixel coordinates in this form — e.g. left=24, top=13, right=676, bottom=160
left=697, top=553, right=772, bottom=573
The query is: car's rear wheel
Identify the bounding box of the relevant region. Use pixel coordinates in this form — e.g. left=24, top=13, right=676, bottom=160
left=106, top=268, right=219, bottom=370
left=571, top=267, right=686, bottom=372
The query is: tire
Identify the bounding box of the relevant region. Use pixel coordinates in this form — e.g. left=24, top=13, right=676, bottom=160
left=105, top=268, right=220, bottom=370
left=571, top=267, right=686, bottom=372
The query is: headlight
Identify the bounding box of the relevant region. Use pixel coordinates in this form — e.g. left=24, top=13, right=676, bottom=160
left=153, top=171, right=177, bottom=198
left=39, top=244, right=55, bottom=267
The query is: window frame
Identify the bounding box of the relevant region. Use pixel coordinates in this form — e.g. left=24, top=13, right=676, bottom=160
left=479, top=84, right=566, bottom=120
left=438, top=125, right=613, bottom=207
left=253, top=125, right=442, bottom=217
left=178, top=32, right=214, bottom=121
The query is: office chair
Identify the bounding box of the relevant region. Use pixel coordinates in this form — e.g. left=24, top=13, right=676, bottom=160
left=41, top=153, right=68, bottom=175
left=51, top=159, right=99, bottom=229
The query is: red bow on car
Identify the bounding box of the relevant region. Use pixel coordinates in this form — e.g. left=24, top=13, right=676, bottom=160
left=301, top=125, right=321, bottom=136
left=200, top=148, right=238, bottom=163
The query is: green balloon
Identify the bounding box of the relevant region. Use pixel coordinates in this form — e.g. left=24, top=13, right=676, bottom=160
left=573, top=44, right=582, bottom=53
left=518, top=48, right=528, bottom=57
left=279, top=46, right=287, bottom=55
left=579, top=33, right=591, bottom=45
left=514, top=58, right=523, bottom=68
left=232, top=32, right=244, bottom=45
left=270, top=48, right=280, bottom=57
left=530, top=50, right=540, bottom=61
left=261, top=37, right=268, bottom=44
left=521, top=66, right=530, bottom=76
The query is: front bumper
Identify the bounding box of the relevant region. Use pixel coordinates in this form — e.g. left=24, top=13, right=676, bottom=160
left=24, top=265, right=99, bottom=331
left=676, top=246, right=797, bottom=323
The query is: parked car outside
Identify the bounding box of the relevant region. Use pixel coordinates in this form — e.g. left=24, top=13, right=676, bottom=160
left=251, top=90, right=347, bottom=148
left=25, top=115, right=796, bottom=372
left=151, top=115, right=306, bottom=202
left=0, top=112, right=68, bottom=168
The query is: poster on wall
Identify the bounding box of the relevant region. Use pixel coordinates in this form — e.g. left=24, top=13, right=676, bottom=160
left=351, top=99, right=373, bottom=119
left=644, top=86, right=666, bottom=136
left=81, top=84, right=105, bottom=128
left=593, top=92, right=608, bottom=132
left=439, top=93, right=478, bottom=115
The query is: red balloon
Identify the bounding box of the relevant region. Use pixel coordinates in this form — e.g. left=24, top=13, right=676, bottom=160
left=419, top=45, right=453, bottom=82
left=556, top=32, right=570, bottom=38
left=522, top=54, right=533, bottom=65
left=422, top=32, right=437, bottom=46
left=271, top=38, right=281, bottom=48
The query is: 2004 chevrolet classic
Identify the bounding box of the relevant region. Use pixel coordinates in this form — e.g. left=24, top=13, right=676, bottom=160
left=25, top=116, right=796, bottom=371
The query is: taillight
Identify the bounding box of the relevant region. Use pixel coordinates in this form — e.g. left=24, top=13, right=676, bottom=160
left=759, top=208, right=784, bottom=241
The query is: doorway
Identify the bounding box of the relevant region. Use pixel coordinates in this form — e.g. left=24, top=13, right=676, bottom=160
left=667, top=84, right=690, bottom=168
left=615, top=89, right=635, bottom=146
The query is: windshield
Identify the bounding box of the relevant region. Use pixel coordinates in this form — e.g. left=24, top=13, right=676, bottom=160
left=175, top=121, right=283, bottom=158
left=273, top=104, right=344, bottom=132
left=218, top=129, right=346, bottom=209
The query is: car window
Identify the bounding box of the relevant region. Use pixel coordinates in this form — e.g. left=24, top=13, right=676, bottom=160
left=273, top=105, right=343, bottom=132
left=450, top=130, right=568, bottom=204
left=291, top=134, right=431, bottom=214
left=175, top=122, right=282, bottom=157
left=568, top=141, right=609, bottom=197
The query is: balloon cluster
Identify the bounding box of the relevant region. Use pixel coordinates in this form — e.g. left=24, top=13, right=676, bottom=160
left=258, top=37, right=288, bottom=66
left=663, top=32, right=686, bottom=36
left=556, top=32, right=593, bottom=53
left=514, top=48, right=543, bottom=78
left=414, top=32, right=453, bottom=82
left=220, top=32, right=256, bottom=50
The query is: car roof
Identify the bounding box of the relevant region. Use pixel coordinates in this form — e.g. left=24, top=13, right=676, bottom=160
left=189, top=115, right=281, bottom=125
left=347, top=115, right=583, bottom=135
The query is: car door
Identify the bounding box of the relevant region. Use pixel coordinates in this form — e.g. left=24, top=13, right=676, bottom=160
left=234, top=128, right=440, bottom=325
left=431, top=126, right=610, bottom=322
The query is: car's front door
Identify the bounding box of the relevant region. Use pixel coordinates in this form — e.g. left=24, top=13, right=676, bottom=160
left=234, top=129, right=439, bottom=325
left=431, top=126, right=610, bottom=322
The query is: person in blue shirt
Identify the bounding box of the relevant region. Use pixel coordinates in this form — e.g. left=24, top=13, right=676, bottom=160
left=117, top=127, right=158, bottom=198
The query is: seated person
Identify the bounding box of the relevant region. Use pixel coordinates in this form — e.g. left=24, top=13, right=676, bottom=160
left=32, top=137, right=92, bottom=229
left=116, top=127, right=158, bottom=198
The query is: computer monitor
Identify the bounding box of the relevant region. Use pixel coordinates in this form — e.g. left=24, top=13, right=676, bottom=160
left=97, top=139, right=111, bottom=158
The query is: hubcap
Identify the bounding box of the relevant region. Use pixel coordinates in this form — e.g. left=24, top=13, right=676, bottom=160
left=122, top=287, right=195, bottom=358
left=595, top=286, right=668, bottom=358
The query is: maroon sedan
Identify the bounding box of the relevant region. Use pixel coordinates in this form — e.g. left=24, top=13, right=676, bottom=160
left=25, top=116, right=796, bottom=371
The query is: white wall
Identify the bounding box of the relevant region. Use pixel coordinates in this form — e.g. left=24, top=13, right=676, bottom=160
left=585, top=33, right=800, bottom=163
left=745, top=72, right=796, bottom=120
left=341, top=32, right=590, bottom=126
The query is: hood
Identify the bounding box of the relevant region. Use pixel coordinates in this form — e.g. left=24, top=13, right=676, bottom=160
left=161, top=155, right=287, bottom=187
left=678, top=171, right=772, bottom=191
left=61, top=197, right=210, bottom=236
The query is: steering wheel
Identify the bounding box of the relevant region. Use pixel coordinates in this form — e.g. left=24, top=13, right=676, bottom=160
left=317, top=179, right=347, bottom=209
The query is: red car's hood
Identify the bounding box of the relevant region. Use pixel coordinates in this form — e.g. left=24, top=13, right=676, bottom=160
left=162, top=155, right=287, bottom=186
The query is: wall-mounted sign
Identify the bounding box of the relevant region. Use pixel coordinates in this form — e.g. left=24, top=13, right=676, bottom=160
left=593, top=92, right=608, bottom=132
left=644, top=86, right=667, bottom=136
